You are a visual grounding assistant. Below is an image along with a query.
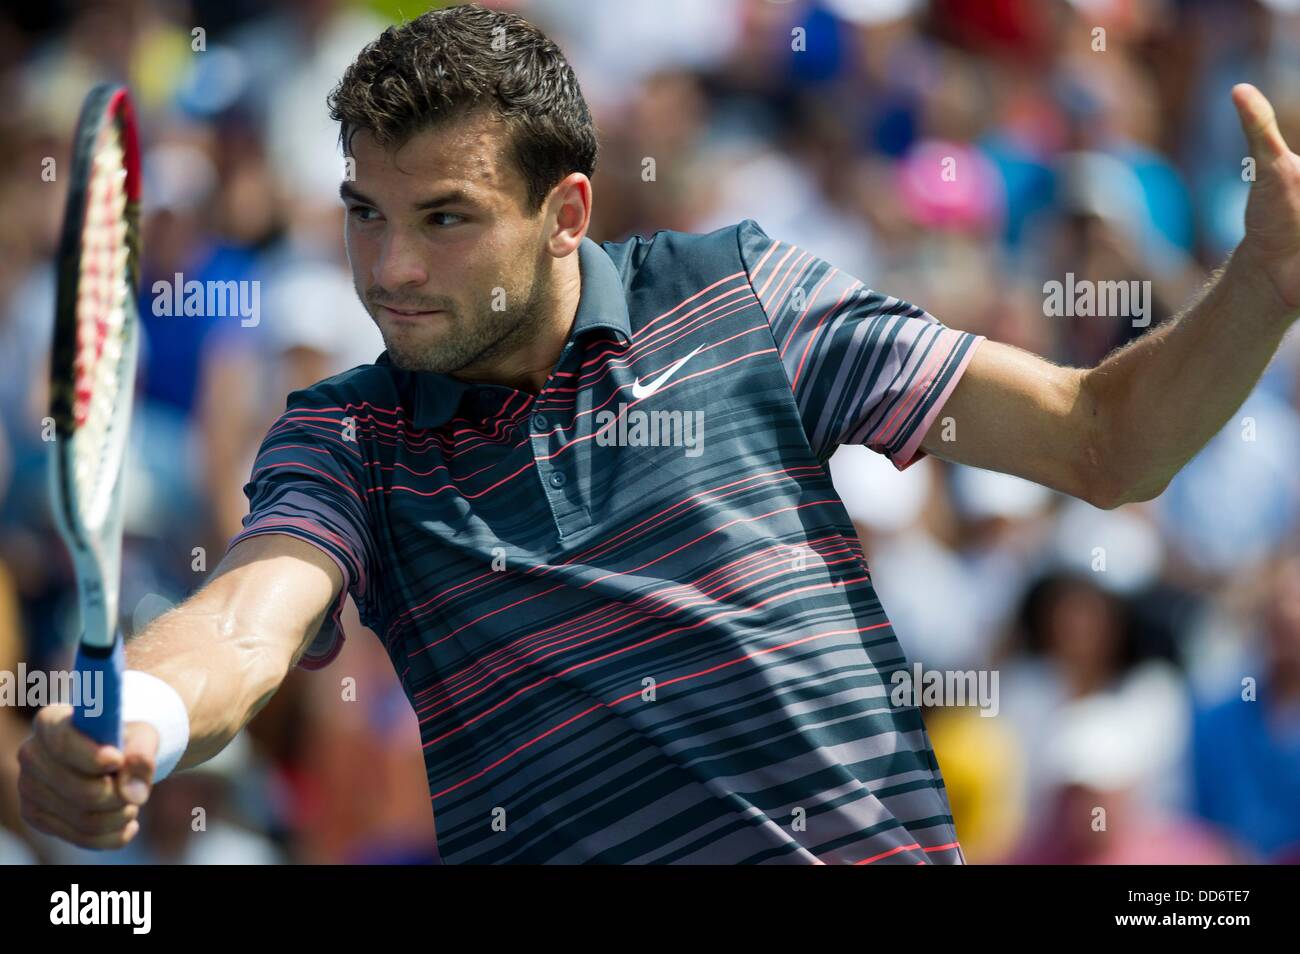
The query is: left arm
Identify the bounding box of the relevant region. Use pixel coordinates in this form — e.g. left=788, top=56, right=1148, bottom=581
left=923, top=84, right=1300, bottom=509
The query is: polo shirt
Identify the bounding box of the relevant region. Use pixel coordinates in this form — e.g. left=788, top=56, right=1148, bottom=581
left=231, top=219, right=985, bottom=864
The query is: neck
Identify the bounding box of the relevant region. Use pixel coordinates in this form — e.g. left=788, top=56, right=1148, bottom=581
left=451, top=251, right=583, bottom=395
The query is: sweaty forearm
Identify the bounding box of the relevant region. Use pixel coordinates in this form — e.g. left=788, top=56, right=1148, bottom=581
left=1084, top=248, right=1295, bottom=505
left=124, top=590, right=295, bottom=772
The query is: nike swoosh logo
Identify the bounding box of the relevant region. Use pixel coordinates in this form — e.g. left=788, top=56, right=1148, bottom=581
left=631, top=345, right=704, bottom=400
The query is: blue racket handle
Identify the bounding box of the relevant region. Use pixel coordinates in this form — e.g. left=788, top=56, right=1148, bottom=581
left=73, top=636, right=124, bottom=748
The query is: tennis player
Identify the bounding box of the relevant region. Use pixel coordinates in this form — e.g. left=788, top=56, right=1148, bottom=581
left=19, top=4, right=1300, bottom=863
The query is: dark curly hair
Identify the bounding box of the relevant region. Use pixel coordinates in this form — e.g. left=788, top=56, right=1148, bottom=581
left=327, top=3, right=597, bottom=212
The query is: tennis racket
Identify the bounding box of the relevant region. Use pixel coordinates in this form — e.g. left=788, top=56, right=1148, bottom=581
left=49, top=84, right=142, bottom=748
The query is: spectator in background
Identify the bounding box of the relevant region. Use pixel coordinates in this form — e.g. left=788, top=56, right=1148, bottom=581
left=1156, top=387, right=1300, bottom=579
left=1192, top=553, right=1300, bottom=863
left=997, top=571, right=1191, bottom=841
left=1008, top=693, right=1243, bottom=864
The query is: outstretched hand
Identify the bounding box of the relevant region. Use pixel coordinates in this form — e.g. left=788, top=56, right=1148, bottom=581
left=1233, top=83, right=1300, bottom=318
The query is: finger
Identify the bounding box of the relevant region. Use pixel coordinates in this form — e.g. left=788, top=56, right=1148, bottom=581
left=19, top=769, right=140, bottom=839
left=18, top=739, right=125, bottom=811
left=34, top=706, right=123, bottom=776
left=1233, top=83, right=1290, bottom=162
left=21, top=800, right=140, bottom=852
left=116, top=722, right=159, bottom=807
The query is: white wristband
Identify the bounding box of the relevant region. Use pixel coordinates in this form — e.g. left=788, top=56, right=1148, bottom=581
left=121, top=670, right=190, bottom=781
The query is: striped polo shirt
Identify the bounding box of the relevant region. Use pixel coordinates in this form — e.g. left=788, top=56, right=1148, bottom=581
left=231, top=219, right=984, bottom=864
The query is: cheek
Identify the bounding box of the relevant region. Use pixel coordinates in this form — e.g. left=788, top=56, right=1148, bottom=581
left=438, top=258, right=493, bottom=307
left=344, top=228, right=377, bottom=279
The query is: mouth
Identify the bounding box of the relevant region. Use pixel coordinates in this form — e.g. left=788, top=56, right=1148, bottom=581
left=378, top=305, right=446, bottom=322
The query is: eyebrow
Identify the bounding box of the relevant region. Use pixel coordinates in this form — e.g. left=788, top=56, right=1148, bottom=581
left=339, top=181, right=477, bottom=211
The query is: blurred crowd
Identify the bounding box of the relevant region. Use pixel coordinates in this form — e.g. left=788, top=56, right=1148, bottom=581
left=2, top=0, right=1299, bottom=864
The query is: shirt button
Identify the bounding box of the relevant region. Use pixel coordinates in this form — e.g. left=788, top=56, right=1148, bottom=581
left=532, top=413, right=549, bottom=431
left=548, top=471, right=567, bottom=489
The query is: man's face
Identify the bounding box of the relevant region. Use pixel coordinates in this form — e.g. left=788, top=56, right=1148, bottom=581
left=341, top=111, right=552, bottom=374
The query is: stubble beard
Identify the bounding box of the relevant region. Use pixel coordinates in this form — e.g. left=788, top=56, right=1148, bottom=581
left=367, top=264, right=552, bottom=375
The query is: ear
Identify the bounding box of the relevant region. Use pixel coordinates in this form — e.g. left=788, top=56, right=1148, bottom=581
left=545, top=173, right=592, bottom=257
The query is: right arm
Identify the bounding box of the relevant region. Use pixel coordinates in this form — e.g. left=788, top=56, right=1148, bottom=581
left=17, top=533, right=342, bottom=850
left=128, top=533, right=343, bottom=769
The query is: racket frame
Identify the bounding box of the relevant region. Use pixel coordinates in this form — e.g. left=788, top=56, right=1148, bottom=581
left=48, top=84, right=141, bottom=745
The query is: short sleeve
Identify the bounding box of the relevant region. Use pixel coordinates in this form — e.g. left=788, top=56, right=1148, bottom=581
left=737, top=219, right=984, bottom=469
left=226, top=390, right=377, bottom=670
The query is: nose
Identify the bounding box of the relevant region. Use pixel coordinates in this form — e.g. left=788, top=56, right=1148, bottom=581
left=374, top=227, right=429, bottom=291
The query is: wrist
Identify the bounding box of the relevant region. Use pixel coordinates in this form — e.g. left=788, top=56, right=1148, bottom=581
left=121, top=670, right=190, bottom=781
left=1230, top=242, right=1300, bottom=328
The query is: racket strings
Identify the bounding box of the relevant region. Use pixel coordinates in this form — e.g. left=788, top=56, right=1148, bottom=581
left=72, top=120, right=131, bottom=504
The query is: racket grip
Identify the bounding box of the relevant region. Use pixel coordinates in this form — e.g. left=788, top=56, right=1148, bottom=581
left=73, top=635, right=124, bottom=748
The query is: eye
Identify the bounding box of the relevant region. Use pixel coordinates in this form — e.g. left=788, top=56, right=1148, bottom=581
left=347, top=205, right=380, bottom=223
left=429, top=212, right=465, bottom=227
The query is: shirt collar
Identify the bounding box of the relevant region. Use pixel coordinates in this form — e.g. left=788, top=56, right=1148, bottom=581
left=569, top=234, right=633, bottom=343
left=393, top=236, right=631, bottom=429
